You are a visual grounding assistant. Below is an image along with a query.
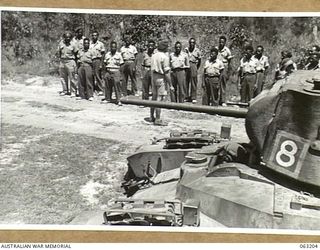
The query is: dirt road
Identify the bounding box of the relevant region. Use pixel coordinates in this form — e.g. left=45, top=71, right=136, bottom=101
left=1, top=74, right=247, bottom=224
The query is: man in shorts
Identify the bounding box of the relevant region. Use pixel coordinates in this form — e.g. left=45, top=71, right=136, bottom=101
left=145, top=40, right=173, bottom=126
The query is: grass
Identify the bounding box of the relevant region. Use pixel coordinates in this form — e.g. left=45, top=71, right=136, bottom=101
left=26, top=101, right=84, bottom=112
left=0, top=123, right=129, bottom=224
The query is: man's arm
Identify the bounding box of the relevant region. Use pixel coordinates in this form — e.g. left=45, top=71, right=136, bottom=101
left=237, top=65, right=243, bottom=90
left=185, top=54, right=190, bottom=68
left=133, top=46, right=138, bottom=70
left=164, top=70, right=173, bottom=90
left=197, top=58, right=201, bottom=70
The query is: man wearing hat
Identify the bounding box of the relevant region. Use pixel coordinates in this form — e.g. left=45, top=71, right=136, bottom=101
left=145, top=39, right=173, bottom=126
left=304, top=45, right=320, bottom=70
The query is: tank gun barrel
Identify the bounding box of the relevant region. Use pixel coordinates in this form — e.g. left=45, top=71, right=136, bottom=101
left=120, top=97, right=248, bottom=118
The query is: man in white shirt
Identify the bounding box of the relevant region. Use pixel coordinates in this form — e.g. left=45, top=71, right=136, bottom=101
left=141, top=40, right=156, bottom=100
left=238, top=45, right=257, bottom=103
left=217, top=36, right=233, bottom=106
left=253, top=45, right=269, bottom=96
left=90, top=31, right=106, bottom=95
left=203, top=47, right=224, bottom=106
left=120, top=37, right=138, bottom=96
left=144, top=40, right=173, bottom=126
left=170, top=41, right=190, bottom=103
left=103, top=41, right=124, bottom=105
left=185, top=38, right=201, bottom=103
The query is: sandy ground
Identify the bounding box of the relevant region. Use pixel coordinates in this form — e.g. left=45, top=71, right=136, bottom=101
left=1, top=74, right=248, bottom=224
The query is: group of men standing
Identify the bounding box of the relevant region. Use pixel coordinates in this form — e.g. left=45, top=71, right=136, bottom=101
left=141, top=36, right=232, bottom=108
left=58, top=28, right=139, bottom=105
left=58, top=27, right=316, bottom=125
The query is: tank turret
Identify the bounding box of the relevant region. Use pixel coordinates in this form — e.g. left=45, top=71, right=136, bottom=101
left=121, top=70, right=320, bottom=191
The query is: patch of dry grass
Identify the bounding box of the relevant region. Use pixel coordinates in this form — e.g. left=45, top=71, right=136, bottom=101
left=0, top=123, right=129, bottom=224
left=26, top=101, right=83, bottom=113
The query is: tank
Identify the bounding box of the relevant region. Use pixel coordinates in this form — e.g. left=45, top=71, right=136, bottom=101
left=73, top=70, right=320, bottom=229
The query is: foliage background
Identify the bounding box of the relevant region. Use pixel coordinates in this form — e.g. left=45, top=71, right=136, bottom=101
left=2, top=11, right=320, bottom=98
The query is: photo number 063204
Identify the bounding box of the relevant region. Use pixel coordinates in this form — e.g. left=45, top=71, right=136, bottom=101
left=1, top=10, right=320, bottom=230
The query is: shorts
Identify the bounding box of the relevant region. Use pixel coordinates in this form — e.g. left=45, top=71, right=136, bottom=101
left=152, top=72, right=167, bottom=96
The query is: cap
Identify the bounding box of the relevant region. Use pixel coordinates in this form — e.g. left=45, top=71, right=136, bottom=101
left=75, top=26, right=83, bottom=33
left=158, top=40, right=169, bottom=51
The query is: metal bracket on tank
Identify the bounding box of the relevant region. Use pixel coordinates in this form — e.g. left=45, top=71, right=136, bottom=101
left=103, top=198, right=200, bottom=227
left=290, top=192, right=320, bottom=211
left=103, top=199, right=183, bottom=226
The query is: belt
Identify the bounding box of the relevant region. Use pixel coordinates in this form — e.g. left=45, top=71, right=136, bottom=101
left=106, top=68, right=120, bottom=72
left=142, top=65, right=151, bottom=68
left=93, top=58, right=102, bottom=60
left=256, top=70, right=264, bottom=73
left=79, top=62, right=92, bottom=65
left=153, top=71, right=165, bottom=75
left=205, top=74, right=220, bottom=78
left=243, top=72, right=256, bottom=76
left=190, top=61, right=198, bottom=64
left=172, top=68, right=185, bottom=72
left=60, top=58, right=75, bottom=62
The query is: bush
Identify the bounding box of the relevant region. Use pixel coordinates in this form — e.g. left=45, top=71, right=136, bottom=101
left=2, top=11, right=319, bottom=93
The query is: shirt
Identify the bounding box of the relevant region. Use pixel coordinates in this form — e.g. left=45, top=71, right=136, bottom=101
left=142, top=49, right=157, bottom=67
left=90, top=40, right=106, bottom=59
left=240, top=56, right=258, bottom=74
left=275, top=58, right=297, bottom=79
left=78, top=49, right=94, bottom=65
left=104, top=51, right=124, bottom=69
left=120, top=44, right=138, bottom=61
left=170, top=52, right=190, bottom=69
left=253, top=55, right=270, bottom=72
left=58, top=41, right=78, bottom=60
left=71, top=36, right=85, bottom=51
left=185, top=47, right=201, bottom=64
left=204, top=58, right=224, bottom=76
left=217, top=46, right=232, bottom=65
left=151, top=51, right=170, bottom=75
